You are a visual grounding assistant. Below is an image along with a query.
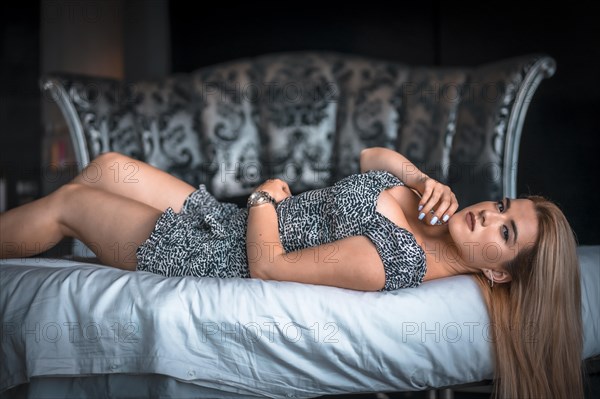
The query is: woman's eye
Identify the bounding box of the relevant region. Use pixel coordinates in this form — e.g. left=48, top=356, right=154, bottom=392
left=498, top=201, right=509, bottom=241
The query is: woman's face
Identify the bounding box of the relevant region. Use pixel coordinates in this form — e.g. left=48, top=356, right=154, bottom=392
left=447, top=198, right=539, bottom=278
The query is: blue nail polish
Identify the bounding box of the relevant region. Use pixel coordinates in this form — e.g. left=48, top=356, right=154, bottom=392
left=430, top=216, right=439, bottom=225
left=418, top=205, right=423, bottom=211
left=442, top=215, right=449, bottom=222
left=418, top=212, right=425, bottom=220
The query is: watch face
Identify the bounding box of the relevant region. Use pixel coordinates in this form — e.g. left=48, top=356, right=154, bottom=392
left=255, top=194, right=268, bottom=204
left=248, top=191, right=273, bottom=207
left=249, top=192, right=260, bottom=202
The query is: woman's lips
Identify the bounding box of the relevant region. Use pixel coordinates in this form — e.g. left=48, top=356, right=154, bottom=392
left=467, top=212, right=475, bottom=231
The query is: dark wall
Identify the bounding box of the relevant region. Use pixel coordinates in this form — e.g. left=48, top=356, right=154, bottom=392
left=0, top=2, right=41, bottom=208
left=170, top=3, right=439, bottom=71
left=170, top=1, right=600, bottom=245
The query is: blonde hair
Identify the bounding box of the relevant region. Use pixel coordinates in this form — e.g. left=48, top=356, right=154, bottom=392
left=473, top=195, right=585, bottom=398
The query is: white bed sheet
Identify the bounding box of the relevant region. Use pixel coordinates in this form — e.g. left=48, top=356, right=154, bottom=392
left=1, top=246, right=598, bottom=398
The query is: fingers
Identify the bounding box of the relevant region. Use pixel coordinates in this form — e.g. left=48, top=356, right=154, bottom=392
left=419, top=187, right=442, bottom=216
left=417, top=179, right=458, bottom=225
left=270, top=179, right=290, bottom=194
left=256, top=178, right=292, bottom=203
left=417, top=179, right=439, bottom=219
left=430, top=194, right=458, bottom=224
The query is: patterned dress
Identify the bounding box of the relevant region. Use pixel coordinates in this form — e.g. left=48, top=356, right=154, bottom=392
left=136, top=170, right=427, bottom=291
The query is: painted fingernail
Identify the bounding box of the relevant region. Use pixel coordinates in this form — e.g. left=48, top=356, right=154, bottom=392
left=418, top=212, right=425, bottom=220
left=430, top=216, right=439, bottom=225
left=442, top=215, right=449, bottom=222
left=418, top=205, right=423, bottom=211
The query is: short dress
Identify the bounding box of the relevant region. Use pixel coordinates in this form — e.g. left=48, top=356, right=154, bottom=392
left=136, top=169, right=427, bottom=291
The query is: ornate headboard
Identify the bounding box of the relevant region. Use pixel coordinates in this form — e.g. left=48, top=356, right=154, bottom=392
left=41, top=51, right=555, bottom=205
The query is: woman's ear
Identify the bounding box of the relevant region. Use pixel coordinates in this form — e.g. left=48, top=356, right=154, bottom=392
left=483, top=269, right=512, bottom=284
left=492, top=270, right=512, bottom=284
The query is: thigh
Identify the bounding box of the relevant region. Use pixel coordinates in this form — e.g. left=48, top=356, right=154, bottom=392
left=73, top=152, right=196, bottom=213
left=57, top=184, right=163, bottom=270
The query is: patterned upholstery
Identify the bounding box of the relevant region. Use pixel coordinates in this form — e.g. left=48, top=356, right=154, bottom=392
left=40, top=51, right=555, bottom=206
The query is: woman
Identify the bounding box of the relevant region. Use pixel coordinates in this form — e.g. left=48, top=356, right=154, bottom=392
left=0, top=147, right=584, bottom=398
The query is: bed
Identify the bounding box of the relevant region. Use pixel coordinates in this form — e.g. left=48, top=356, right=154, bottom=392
left=3, top=51, right=598, bottom=397
left=1, top=246, right=598, bottom=397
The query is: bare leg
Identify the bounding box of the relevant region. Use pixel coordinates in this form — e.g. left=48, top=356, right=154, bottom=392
left=72, top=152, right=197, bottom=213
left=0, top=183, right=162, bottom=270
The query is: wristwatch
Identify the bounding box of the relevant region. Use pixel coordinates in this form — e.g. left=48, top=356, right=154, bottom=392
left=247, top=190, right=276, bottom=208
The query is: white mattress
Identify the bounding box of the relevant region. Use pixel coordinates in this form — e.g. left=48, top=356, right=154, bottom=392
left=1, top=246, right=598, bottom=398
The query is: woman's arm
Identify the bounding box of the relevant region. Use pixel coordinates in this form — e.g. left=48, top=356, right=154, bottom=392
left=246, top=178, right=290, bottom=279
left=359, top=147, right=428, bottom=192
left=360, top=147, right=459, bottom=224
left=245, top=179, right=385, bottom=291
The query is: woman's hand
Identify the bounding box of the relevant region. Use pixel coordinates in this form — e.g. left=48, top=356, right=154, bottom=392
left=416, top=177, right=459, bottom=225
left=255, top=178, right=292, bottom=204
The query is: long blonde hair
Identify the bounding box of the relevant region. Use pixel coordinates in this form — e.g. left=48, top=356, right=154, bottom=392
left=473, top=195, right=585, bottom=398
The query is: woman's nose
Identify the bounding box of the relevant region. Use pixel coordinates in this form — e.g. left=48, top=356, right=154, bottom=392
left=481, top=209, right=503, bottom=226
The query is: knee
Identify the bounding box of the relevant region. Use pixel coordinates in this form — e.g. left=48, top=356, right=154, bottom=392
left=50, top=183, right=82, bottom=237
left=52, top=182, right=80, bottom=201
left=92, top=151, right=129, bottom=167
left=74, top=151, right=129, bottom=185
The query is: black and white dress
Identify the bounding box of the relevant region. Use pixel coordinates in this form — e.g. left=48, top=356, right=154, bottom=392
left=136, top=170, right=427, bottom=291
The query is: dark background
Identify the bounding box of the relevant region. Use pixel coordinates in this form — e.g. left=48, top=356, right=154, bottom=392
left=1, top=1, right=599, bottom=250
